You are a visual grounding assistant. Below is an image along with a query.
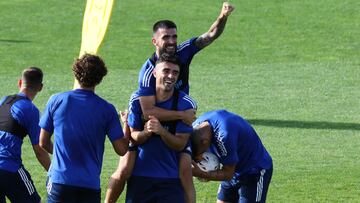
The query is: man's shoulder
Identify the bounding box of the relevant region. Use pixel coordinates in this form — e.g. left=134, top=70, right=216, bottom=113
left=140, top=56, right=156, bottom=71
left=177, top=91, right=197, bottom=110
left=176, top=37, right=198, bottom=52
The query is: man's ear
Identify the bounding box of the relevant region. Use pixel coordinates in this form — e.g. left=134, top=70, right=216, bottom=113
left=18, top=79, right=22, bottom=88
left=152, top=37, right=156, bottom=46
left=38, top=83, right=43, bottom=92
left=152, top=67, right=157, bottom=77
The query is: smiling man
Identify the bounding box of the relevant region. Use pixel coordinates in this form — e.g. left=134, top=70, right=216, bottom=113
left=123, top=53, right=197, bottom=203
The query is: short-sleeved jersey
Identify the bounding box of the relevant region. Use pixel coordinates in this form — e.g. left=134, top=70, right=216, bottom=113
left=39, top=89, right=124, bottom=189
left=138, top=37, right=201, bottom=96
left=128, top=90, right=197, bottom=178
left=193, top=110, right=272, bottom=177
left=0, top=93, right=40, bottom=172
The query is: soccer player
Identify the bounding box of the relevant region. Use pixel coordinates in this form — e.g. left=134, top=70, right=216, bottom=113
left=105, top=2, right=235, bottom=202
left=127, top=54, right=196, bottom=202
left=39, top=54, right=129, bottom=203
left=191, top=110, right=273, bottom=203
left=139, top=2, right=235, bottom=122
left=0, top=67, right=50, bottom=203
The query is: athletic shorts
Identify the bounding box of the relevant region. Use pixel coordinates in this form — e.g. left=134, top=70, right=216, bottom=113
left=126, top=175, right=185, bottom=203
left=0, top=166, right=41, bottom=203
left=46, top=179, right=100, bottom=203
left=217, top=167, right=273, bottom=203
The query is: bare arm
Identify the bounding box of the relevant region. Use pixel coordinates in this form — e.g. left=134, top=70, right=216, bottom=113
left=130, top=126, right=152, bottom=145
left=179, top=153, right=196, bottom=203
left=194, top=2, right=235, bottom=49
left=39, top=129, right=53, bottom=154
left=139, top=96, right=196, bottom=125
left=147, top=115, right=190, bottom=151
left=32, top=145, right=51, bottom=171
left=112, top=137, right=129, bottom=156
left=192, top=161, right=236, bottom=181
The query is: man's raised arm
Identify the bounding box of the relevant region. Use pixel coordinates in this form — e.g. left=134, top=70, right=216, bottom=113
left=195, top=2, right=235, bottom=49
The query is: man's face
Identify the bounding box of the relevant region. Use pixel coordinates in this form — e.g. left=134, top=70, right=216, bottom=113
left=154, top=61, right=180, bottom=92
left=152, top=28, right=177, bottom=55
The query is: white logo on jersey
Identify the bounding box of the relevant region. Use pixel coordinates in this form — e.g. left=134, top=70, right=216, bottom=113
left=215, top=131, right=227, bottom=156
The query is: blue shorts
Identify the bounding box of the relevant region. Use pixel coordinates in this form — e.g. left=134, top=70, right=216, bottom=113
left=46, top=179, right=100, bottom=203
left=0, top=166, right=41, bottom=203
left=126, top=176, right=185, bottom=203
left=217, top=167, right=273, bottom=203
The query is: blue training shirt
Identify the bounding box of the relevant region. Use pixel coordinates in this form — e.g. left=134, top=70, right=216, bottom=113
left=39, top=89, right=124, bottom=189
left=138, top=37, right=201, bottom=96
left=193, top=110, right=272, bottom=177
left=0, top=93, right=40, bottom=172
left=128, top=90, right=197, bottom=179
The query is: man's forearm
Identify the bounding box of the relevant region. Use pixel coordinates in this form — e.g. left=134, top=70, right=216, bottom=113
left=158, top=130, right=188, bottom=151
left=37, top=153, right=51, bottom=171
left=131, top=130, right=152, bottom=145
left=196, top=168, right=232, bottom=181
left=142, top=105, right=183, bottom=121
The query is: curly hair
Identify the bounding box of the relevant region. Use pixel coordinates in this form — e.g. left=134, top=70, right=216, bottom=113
left=72, top=54, right=107, bottom=88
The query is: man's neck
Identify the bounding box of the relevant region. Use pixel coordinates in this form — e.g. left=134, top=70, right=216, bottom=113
left=156, top=89, right=174, bottom=103
left=19, top=89, right=35, bottom=101
left=73, top=79, right=95, bottom=92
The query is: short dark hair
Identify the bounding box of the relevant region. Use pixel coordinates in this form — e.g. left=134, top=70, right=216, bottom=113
left=22, top=67, right=43, bottom=90
left=153, top=20, right=177, bottom=34
left=72, top=54, right=107, bottom=88
left=155, top=53, right=181, bottom=68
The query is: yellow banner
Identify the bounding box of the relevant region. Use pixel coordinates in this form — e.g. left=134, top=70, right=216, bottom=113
left=79, top=0, right=114, bottom=57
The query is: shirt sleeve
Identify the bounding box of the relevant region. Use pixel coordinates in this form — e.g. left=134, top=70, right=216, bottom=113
left=218, top=131, right=239, bottom=166
left=39, top=95, right=56, bottom=134
left=12, top=101, right=40, bottom=145
left=138, top=60, right=156, bottom=96
left=177, top=37, right=202, bottom=58
left=107, top=104, right=124, bottom=142
left=175, top=92, right=197, bottom=134
left=127, top=99, right=144, bottom=130
left=27, top=107, right=41, bottom=145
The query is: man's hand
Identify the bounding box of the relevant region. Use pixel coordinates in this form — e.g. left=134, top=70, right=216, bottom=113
left=119, top=110, right=128, bottom=124
left=146, top=115, right=166, bottom=135
left=181, top=109, right=196, bottom=126
left=191, top=160, right=208, bottom=179
left=221, top=2, right=235, bottom=18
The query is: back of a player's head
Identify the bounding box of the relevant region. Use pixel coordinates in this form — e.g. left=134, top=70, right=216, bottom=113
left=155, top=53, right=181, bottom=69
left=72, top=54, right=107, bottom=88
left=153, top=20, right=177, bottom=34
left=21, top=67, right=43, bottom=91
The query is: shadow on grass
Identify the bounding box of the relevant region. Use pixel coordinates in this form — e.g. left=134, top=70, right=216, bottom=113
left=247, top=119, right=360, bottom=131
left=0, top=39, right=31, bottom=43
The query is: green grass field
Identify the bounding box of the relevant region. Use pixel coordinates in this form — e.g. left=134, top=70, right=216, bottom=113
left=1, top=0, right=359, bottom=202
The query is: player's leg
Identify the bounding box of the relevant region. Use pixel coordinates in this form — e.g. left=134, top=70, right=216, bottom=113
left=238, top=167, right=273, bottom=203
left=105, top=150, right=137, bottom=203
left=157, top=178, right=185, bottom=203
left=217, top=179, right=239, bottom=203
left=179, top=152, right=195, bottom=203
left=3, top=167, right=41, bottom=203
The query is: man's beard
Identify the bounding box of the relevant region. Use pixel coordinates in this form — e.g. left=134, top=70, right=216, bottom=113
left=159, top=44, right=176, bottom=55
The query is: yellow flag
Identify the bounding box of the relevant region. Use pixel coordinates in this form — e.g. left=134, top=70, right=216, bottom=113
left=79, top=0, right=114, bottom=57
